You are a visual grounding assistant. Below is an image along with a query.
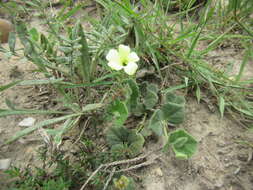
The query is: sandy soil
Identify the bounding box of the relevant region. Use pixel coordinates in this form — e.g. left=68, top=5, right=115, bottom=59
left=0, top=47, right=44, bottom=189
left=140, top=99, right=253, bottom=190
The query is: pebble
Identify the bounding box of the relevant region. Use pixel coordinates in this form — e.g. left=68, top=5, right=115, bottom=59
left=0, top=158, right=11, bottom=170
left=18, top=117, right=36, bottom=127
left=153, top=167, right=163, bottom=177
left=0, top=18, right=13, bottom=43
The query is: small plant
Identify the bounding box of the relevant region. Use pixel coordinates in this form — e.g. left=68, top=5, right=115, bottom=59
left=106, top=126, right=145, bottom=157
left=148, top=91, right=186, bottom=136
left=113, top=175, right=135, bottom=190
left=105, top=69, right=197, bottom=159
left=5, top=166, right=72, bottom=190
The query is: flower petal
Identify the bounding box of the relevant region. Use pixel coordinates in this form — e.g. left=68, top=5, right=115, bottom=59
left=108, top=61, right=123, bottom=71
left=128, top=52, right=139, bottom=62
left=118, top=45, right=130, bottom=58
left=106, top=49, right=120, bottom=62
left=123, top=62, right=138, bottom=75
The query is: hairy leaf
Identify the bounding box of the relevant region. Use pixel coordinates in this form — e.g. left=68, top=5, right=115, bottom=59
left=143, top=83, right=158, bottom=110
left=148, top=109, right=165, bottom=136
left=106, top=126, right=144, bottom=157
left=168, top=129, right=198, bottom=159
left=108, top=100, right=129, bottom=126
left=126, top=79, right=140, bottom=111
left=161, top=92, right=185, bottom=124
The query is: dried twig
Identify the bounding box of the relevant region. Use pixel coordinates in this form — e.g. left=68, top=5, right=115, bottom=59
left=115, top=156, right=159, bottom=173
left=80, top=165, right=104, bottom=190
left=79, top=154, right=148, bottom=190
left=80, top=147, right=162, bottom=190
left=102, top=167, right=116, bottom=190
left=104, top=151, right=150, bottom=169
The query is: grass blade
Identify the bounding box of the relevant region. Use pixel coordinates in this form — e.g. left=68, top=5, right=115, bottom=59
left=219, top=96, right=225, bottom=118
left=6, top=113, right=82, bottom=144
left=0, top=109, right=66, bottom=117
left=0, top=80, right=21, bottom=92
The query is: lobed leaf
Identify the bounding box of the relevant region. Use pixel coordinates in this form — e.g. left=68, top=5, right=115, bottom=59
left=143, top=83, right=158, bottom=110
left=168, top=129, right=198, bottom=159
left=148, top=109, right=165, bottom=136
left=125, top=79, right=140, bottom=112
left=106, top=126, right=144, bottom=157
left=108, top=100, right=128, bottom=127
left=161, top=92, right=186, bottom=124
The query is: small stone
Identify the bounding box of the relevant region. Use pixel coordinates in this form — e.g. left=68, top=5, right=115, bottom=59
left=0, top=158, right=11, bottom=170
left=0, top=19, right=13, bottom=43
left=18, top=117, right=36, bottom=127
left=154, top=167, right=163, bottom=177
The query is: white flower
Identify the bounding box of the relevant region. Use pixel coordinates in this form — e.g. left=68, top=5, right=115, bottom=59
left=106, top=44, right=139, bottom=75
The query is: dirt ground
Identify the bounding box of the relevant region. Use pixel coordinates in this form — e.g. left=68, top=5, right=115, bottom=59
left=1, top=13, right=253, bottom=190
left=0, top=42, right=46, bottom=189
left=140, top=100, right=253, bottom=190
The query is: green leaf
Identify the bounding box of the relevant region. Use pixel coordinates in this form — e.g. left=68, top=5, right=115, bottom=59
left=196, top=85, right=201, bottom=103
left=110, top=143, right=127, bottom=156
left=19, top=78, right=65, bottom=85
left=49, top=117, right=79, bottom=146
left=232, top=106, right=253, bottom=117
left=219, top=96, right=225, bottom=118
left=72, top=22, right=91, bottom=82
left=0, top=80, right=21, bottom=92
left=0, top=109, right=65, bottom=117
left=29, top=28, right=39, bottom=41
left=8, top=31, right=16, bottom=53
left=161, top=103, right=185, bottom=125
left=148, top=109, right=165, bottom=136
left=168, top=129, right=198, bottom=159
left=128, top=132, right=145, bottom=156
left=108, top=100, right=128, bottom=126
left=0, top=79, right=65, bottom=92
left=40, top=33, right=48, bottom=51
left=247, top=125, right=253, bottom=133
left=107, top=127, right=129, bottom=146
left=146, top=42, right=162, bottom=78
left=61, top=81, right=114, bottom=89
left=126, top=79, right=140, bottom=111
left=164, top=92, right=186, bottom=105
left=58, top=4, right=82, bottom=22
left=5, top=98, right=16, bottom=110
left=143, top=83, right=158, bottom=110
left=16, top=22, right=39, bottom=61
left=171, top=137, right=188, bottom=148
left=162, top=84, right=187, bottom=94
left=161, top=92, right=185, bottom=125
left=132, top=102, right=145, bottom=116
left=82, top=103, right=103, bottom=112
left=106, top=126, right=144, bottom=157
